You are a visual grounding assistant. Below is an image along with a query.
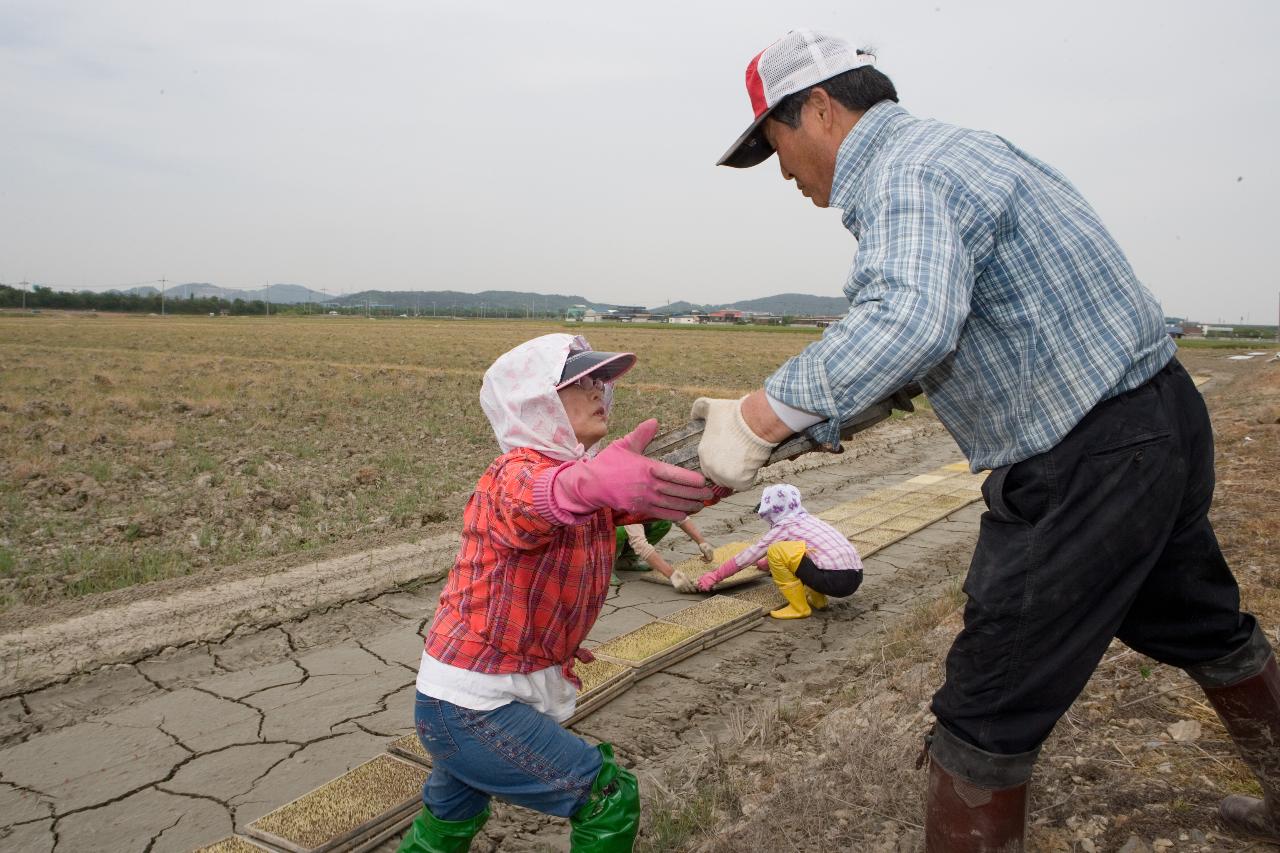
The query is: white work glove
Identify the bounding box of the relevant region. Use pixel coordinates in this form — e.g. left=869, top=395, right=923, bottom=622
left=698, top=541, right=716, bottom=563
left=669, top=570, right=697, bottom=593
left=691, top=396, right=775, bottom=491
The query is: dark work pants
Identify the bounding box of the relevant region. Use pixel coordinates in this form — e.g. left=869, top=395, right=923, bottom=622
left=931, top=358, right=1255, bottom=756
left=795, top=554, right=864, bottom=597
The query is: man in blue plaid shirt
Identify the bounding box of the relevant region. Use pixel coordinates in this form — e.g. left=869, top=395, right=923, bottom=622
left=696, top=29, right=1278, bottom=850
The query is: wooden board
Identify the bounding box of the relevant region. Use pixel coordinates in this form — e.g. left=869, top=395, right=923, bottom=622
left=387, top=733, right=430, bottom=768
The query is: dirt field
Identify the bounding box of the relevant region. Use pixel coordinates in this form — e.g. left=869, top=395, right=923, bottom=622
left=0, top=312, right=825, bottom=616
left=0, top=317, right=1274, bottom=850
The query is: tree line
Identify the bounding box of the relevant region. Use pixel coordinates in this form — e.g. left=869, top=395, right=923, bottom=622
left=1, top=284, right=294, bottom=316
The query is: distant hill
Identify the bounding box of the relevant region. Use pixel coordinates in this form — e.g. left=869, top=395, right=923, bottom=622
left=726, top=292, right=850, bottom=315
left=649, top=301, right=713, bottom=315
left=649, top=293, right=850, bottom=316
left=335, top=289, right=613, bottom=313
left=117, top=282, right=330, bottom=304
left=107, top=282, right=849, bottom=315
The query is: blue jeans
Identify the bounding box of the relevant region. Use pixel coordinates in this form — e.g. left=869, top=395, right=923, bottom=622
left=414, top=692, right=603, bottom=821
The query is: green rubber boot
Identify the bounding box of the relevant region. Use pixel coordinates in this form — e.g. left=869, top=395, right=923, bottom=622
left=570, top=743, right=640, bottom=852
left=396, top=805, right=490, bottom=853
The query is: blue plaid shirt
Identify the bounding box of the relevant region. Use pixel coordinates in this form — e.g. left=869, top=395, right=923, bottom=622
left=764, top=102, right=1175, bottom=470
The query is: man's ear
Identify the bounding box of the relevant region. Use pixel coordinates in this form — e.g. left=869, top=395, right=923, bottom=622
left=806, top=87, right=835, bottom=131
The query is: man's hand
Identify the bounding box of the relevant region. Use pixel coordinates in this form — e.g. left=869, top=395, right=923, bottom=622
left=698, top=541, right=716, bottom=562
left=691, top=396, right=776, bottom=490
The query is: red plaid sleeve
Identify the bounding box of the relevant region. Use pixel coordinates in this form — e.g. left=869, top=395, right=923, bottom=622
left=425, top=448, right=617, bottom=674
left=483, top=454, right=561, bottom=551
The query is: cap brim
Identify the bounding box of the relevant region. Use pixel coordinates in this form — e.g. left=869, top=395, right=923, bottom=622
left=556, top=351, right=637, bottom=389
left=716, top=106, right=777, bottom=168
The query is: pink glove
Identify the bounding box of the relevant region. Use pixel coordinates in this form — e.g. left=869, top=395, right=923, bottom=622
left=548, top=420, right=712, bottom=522
left=755, top=557, right=769, bottom=571
left=697, top=557, right=741, bottom=592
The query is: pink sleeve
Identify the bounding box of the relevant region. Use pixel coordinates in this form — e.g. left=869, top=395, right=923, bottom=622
left=725, top=525, right=786, bottom=576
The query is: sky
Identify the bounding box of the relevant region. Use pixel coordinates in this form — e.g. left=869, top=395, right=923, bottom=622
left=1, top=1, right=1277, bottom=324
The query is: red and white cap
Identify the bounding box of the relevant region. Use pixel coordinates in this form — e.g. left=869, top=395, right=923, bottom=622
left=717, top=29, right=875, bottom=169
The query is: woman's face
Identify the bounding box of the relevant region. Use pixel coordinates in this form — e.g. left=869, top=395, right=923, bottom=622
left=557, top=375, right=609, bottom=447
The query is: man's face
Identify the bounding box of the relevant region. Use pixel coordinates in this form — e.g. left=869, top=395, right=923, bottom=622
left=763, top=100, right=837, bottom=208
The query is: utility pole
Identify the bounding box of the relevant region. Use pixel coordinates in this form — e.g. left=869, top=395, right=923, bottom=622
left=264, top=282, right=270, bottom=317
left=160, top=276, right=167, bottom=316
left=20, top=280, right=28, bottom=310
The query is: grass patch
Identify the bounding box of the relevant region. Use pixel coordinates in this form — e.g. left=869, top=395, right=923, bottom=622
left=55, top=545, right=191, bottom=598
left=87, top=459, right=112, bottom=482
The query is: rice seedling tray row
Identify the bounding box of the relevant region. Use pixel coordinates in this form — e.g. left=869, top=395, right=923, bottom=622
left=661, top=595, right=762, bottom=633
left=246, top=754, right=427, bottom=853
left=594, top=621, right=702, bottom=669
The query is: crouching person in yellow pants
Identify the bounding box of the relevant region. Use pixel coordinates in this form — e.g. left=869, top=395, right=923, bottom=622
left=696, top=484, right=863, bottom=618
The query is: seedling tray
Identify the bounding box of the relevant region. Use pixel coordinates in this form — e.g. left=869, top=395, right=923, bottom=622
left=661, top=595, right=761, bottom=633
left=595, top=621, right=701, bottom=669
left=731, top=583, right=787, bottom=613
left=246, top=754, right=427, bottom=853
left=634, top=638, right=707, bottom=678
left=636, top=542, right=763, bottom=591
left=574, top=657, right=633, bottom=695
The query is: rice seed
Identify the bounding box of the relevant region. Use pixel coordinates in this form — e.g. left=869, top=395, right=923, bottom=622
left=249, top=754, right=426, bottom=849
left=672, top=542, right=751, bottom=580
left=663, top=595, right=760, bottom=631
left=574, top=658, right=630, bottom=693
left=595, top=621, right=698, bottom=663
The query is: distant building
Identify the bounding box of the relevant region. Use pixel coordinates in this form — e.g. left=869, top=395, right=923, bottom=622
left=565, top=305, right=587, bottom=321
left=1166, top=322, right=1185, bottom=339
left=1203, top=324, right=1235, bottom=338
left=668, top=314, right=701, bottom=325
left=707, top=309, right=744, bottom=323
left=581, top=309, right=603, bottom=323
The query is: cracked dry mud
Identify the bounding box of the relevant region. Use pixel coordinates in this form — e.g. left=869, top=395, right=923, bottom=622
left=0, top=417, right=975, bottom=851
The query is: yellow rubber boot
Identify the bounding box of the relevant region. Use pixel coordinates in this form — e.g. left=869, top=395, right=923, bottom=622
left=771, top=581, right=811, bottom=619
left=805, top=588, right=828, bottom=610
left=767, top=541, right=811, bottom=620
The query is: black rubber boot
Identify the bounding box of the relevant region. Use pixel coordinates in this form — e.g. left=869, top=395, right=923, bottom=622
left=924, top=724, right=1038, bottom=853
left=1188, top=625, right=1280, bottom=843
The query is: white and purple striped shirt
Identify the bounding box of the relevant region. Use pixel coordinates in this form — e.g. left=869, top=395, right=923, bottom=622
left=704, top=484, right=862, bottom=586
